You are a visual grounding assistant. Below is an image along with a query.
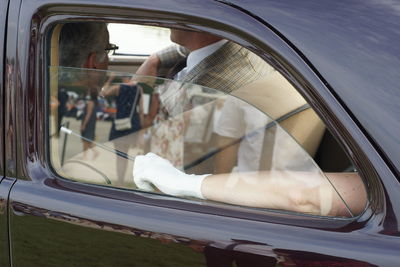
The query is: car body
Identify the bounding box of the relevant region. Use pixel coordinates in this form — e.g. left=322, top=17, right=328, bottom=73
left=1, top=0, right=400, bottom=266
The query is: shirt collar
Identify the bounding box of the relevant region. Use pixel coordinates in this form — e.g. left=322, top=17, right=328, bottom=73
left=186, top=39, right=228, bottom=73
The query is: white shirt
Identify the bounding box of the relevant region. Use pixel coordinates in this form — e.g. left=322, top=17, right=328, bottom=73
left=214, top=96, right=270, bottom=172
left=175, top=40, right=228, bottom=80
left=214, top=96, right=319, bottom=173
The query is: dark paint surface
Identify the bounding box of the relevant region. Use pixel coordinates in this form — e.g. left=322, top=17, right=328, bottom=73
left=223, top=0, right=400, bottom=176
left=5, top=0, right=20, bottom=179
left=0, top=0, right=10, bottom=176
left=2, top=0, right=400, bottom=266
left=9, top=179, right=400, bottom=266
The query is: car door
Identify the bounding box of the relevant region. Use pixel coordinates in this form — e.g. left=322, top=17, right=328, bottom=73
left=1, top=0, right=13, bottom=266
left=5, top=0, right=399, bottom=266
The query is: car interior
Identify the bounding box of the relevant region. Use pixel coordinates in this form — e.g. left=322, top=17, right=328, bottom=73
left=104, top=24, right=353, bottom=174
left=47, top=22, right=357, bottom=216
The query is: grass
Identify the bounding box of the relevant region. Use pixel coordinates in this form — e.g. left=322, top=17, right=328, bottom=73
left=10, top=214, right=205, bottom=267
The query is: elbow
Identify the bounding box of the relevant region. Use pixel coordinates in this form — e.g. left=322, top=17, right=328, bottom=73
left=288, top=186, right=325, bottom=216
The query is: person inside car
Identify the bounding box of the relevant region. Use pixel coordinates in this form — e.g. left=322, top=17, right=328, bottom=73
left=59, top=22, right=110, bottom=72
left=134, top=28, right=274, bottom=169
left=136, top=28, right=273, bottom=92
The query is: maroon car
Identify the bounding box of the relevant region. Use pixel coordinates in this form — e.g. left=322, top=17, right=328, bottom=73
left=1, top=0, right=399, bottom=266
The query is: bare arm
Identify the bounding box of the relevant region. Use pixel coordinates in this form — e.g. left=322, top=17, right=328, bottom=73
left=134, top=153, right=367, bottom=217
left=133, top=53, right=161, bottom=86
left=213, top=135, right=239, bottom=174
left=136, top=54, right=160, bottom=77
left=133, top=54, right=162, bottom=128
left=101, top=84, right=120, bottom=97
left=100, top=74, right=121, bottom=97
left=140, top=93, right=160, bottom=128
left=201, top=171, right=366, bottom=217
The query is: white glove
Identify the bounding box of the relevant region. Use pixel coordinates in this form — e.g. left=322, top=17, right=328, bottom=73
left=133, top=153, right=209, bottom=199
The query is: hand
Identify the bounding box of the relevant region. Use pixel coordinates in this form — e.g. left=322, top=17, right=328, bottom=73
left=133, top=153, right=209, bottom=199
left=80, top=124, right=86, bottom=133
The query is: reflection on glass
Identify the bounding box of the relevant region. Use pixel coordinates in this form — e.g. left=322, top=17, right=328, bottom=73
left=49, top=67, right=359, bottom=217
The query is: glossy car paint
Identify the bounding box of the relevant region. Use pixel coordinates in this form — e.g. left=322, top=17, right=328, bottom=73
left=5, top=0, right=19, bottom=179
left=0, top=0, right=9, bottom=176
left=1, top=0, right=11, bottom=265
left=1, top=0, right=399, bottom=266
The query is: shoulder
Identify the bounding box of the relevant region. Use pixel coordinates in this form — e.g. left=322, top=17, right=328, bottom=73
left=157, top=45, right=189, bottom=68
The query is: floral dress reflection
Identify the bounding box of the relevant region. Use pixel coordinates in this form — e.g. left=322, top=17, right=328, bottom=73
left=150, top=80, right=188, bottom=170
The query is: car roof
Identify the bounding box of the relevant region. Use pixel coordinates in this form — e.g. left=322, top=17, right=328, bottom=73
left=223, top=0, right=400, bottom=175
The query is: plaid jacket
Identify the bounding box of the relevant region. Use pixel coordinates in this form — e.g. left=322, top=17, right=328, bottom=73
left=157, top=41, right=274, bottom=93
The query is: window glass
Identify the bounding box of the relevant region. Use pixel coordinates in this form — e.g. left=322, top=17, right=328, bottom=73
left=108, top=24, right=173, bottom=55
left=48, top=22, right=366, bottom=218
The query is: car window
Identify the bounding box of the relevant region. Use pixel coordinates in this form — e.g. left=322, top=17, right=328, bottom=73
left=108, top=24, right=173, bottom=55
left=48, top=22, right=366, bottom=218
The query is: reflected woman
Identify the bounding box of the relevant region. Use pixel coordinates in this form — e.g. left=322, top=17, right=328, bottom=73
left=80, top=88, right=99, bottom=160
